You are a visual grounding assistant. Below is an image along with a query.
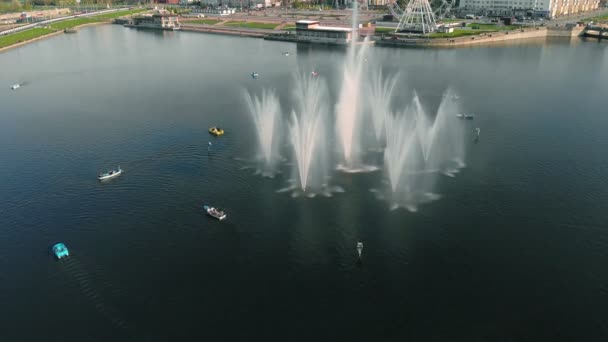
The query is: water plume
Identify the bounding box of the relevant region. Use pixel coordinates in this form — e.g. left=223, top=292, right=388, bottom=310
left=288, top=72, right=329, bottom=192
left=367, top=69, right=399, bottom=145
left=244, top=89, right=282, bottom=176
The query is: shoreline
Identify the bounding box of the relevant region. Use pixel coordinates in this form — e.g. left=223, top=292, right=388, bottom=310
left=0, top=21, right=110, bottom=54
left=0, top=18, right=598, bottom=53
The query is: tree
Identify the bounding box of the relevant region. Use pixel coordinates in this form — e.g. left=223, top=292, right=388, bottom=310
left=10, top=0, right=22, bottom=11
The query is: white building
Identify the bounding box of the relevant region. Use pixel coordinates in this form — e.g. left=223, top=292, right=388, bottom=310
left=200, top=0, right=273, bottom=7
left=459, top=0, right=600, bottom=17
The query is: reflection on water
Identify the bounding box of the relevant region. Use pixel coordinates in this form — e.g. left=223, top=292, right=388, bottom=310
left=1, top=25, right=608, bottom=341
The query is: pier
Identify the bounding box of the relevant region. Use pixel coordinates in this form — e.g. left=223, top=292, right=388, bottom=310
left=584, top=25, right=608, bottom=39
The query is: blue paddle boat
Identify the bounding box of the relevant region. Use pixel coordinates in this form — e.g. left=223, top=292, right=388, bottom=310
left=52, top=243, right=69, bottom=259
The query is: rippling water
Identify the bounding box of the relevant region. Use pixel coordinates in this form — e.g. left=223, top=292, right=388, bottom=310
left=1, top=26, right=608, bottom=341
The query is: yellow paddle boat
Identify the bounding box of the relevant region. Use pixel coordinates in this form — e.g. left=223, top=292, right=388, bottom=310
left=209, top=127, right=224, bottom=136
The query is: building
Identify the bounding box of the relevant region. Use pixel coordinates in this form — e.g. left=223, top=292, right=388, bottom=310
left=295, top=20, right=354, bottom=44
left=459, top=0, right=600, bottom=17
left=131, top=10, right=180, bottom=30
left=192, top=7, right=237, bottom=15
left=200, top=0, right=274, bottom=7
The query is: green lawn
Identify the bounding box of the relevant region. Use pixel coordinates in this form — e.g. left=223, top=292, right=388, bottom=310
left=468, top=23, right=517, bottom=31
left=1, top=9, right=147, bottom=49
left=587, top=14, right=608, bottom=22
left=49, top=18, right=96, bottom=30
left=283, top=25, right=296, bottom=31
left=50, top=9, right=147, bottom=30
left=429, top=29, right=495, bottom=38
left=375, top=27, right=395, bottom=33
left=223, top=21, right=279, bottom=29
left=183, top=19, right=221, bottom=25
left=0, top=27, right=55, bottom=48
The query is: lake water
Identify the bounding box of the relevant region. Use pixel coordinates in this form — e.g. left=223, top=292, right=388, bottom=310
left=1, top=25, right=608, bottom=341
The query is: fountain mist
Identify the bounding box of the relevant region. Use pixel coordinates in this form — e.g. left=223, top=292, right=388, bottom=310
left=289, top=72, right=329, bottom=192
left=335, top=0, right=369, bottom=169
left=384, top=112, right=416, bottom=192
left=367, top=69, right=399, bottom=145
left=376, top=90, right=466, bottom=211
left=244, top=89, right=281, bottom=177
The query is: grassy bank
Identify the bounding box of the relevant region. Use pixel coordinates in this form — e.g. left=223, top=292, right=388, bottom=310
left=429, top=30, right=495, bottom=38
left=1, top=9, right=146, bottom=50
left=0, top=27, right=55, bottom=48
left=50, top=9, right=147, bottom=30
left=428, top=24, right=518, bottom=38
left=375, top=27, right=395, bottom=33
left=469, top=23, right=517, bottom=31
left=224, top=21, right=279, bottom=29
left=183, top=19, right=221, bottom=25
left=588, top=13, right=608, bottom=22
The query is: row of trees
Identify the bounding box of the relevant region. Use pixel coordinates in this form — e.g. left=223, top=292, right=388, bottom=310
left=0, top=0, right=32, bottom=13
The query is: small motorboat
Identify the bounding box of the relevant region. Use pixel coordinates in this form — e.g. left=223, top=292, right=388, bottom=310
left=251, top=72, right=259, bottom=79
left=311, top=71, right=319, bottom=77
left=98, top=166, right=122, bottom=181
left=475, top=127, right=481, bottom=137
left=209, top=127, right=224, bottom=136
left=457, top=114, right=474, bottom=120
left=357, top=242, right=363, bottom=258
left=451, top=95, right=460, bottom=100
left=282, top=51, right=289, bottom=56
left=10, top=83, right=20, bottom=90
left=203, top=205, right=226, bottom=221
left=52, top=243, right=69, bottom=259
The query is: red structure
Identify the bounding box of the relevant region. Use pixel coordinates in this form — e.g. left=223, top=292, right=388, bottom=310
left=155, top=0, right=180, bottom=4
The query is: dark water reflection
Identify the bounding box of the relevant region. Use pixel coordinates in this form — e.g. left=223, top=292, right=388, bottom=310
left=1, top=25, right=608, bottom=341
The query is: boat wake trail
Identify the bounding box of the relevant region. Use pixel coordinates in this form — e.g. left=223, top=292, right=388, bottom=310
left=60, top=257, right=135, bottom=335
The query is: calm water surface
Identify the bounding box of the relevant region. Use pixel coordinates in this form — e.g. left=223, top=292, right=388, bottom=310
left=1, top=26, right=608, bottom=341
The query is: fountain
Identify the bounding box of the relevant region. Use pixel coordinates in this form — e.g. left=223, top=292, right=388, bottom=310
left=335, top=0, right=371, bottom=171
left=238, top=0, right=466, bottom=209
left=288, top=72, right=329, bottom=192
left=244, top=89, right=281, bottom=177
left=384, top=112, right=417, bottom=193
left=372, top=90, right=465, bottom=211
left=367, top=69, right=399, bottom=146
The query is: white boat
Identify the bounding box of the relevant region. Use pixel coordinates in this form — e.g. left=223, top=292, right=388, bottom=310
left=10, top=84, right=20, bottom=90
left=357, top=242, right=363, bottom=258
left=251, top=72, right=259, bottom=79
left=475, top=127, right=481, bottom=136
left=311, top=71, right=319, bottom=77
left=457, top=114, right=474, bottom=119
left=98, top=166, right=122, bottom=181
left=203, top=205, right=226, bottom=220
left=282, top=52, right=289, bottom=56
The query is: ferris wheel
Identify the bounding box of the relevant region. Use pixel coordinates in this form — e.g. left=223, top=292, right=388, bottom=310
left=390, top=0, right=455, bottom=34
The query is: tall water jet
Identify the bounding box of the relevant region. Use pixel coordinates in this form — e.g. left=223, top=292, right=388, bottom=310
left=288, top=72, right=329, bottom=192
left=413, top=89, right=465, bottom=173
left=384, top=112, right=417, bottom=192
left=374, top=90, right=465, bottom=211
left=367, top=69, right=399, bottom=145
left=244, top=89, right=281, bottom=176
left=335, top=0, right=370, bottom=169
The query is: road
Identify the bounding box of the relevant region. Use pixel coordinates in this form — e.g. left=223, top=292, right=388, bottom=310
left=0, top=8, right=130, bottom=37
